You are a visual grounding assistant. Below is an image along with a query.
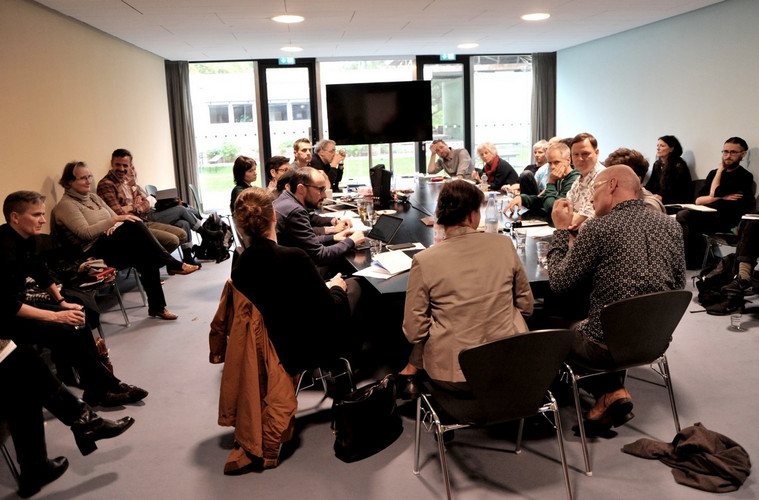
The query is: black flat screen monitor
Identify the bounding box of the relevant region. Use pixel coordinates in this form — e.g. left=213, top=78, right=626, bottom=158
left=326, top=81, right=432, bottom=145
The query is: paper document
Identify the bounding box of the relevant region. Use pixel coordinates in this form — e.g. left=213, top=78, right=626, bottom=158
left=373, top=251, right=413, bottom=275
left=0, top=339, right=17, bottom=364
left=666, top=203, right=717, bottom=212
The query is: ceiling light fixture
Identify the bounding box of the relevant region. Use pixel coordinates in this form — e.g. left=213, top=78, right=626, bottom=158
left=521, top=12, right=550, bottom=21
left=457, top=42, right=479, bottom=49
left=272, top=14, right=304, bottom=23
left=281, top=46, right=303, bottom=52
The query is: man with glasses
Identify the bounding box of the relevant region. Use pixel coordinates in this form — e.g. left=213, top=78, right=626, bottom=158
left=273, top=167, right=365, bottom=275
left=503, top=142, right=580, bottom=223
left=565, top=132, right=605, bottom=230
left=311, top=139, right=347, bottom=191
left=675, top=137, right=754, bottom=268
left=548, top=166, right=685, bottom=434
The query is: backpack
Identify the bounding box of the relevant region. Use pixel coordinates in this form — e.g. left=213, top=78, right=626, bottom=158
left=693, top=254, right=743, bottom=315
left=193, top=213, right=232, bottom=263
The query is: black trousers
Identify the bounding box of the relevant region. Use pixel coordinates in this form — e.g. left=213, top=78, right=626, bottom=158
left=735, top=219, right=759, bottom=264
left=675, top=209, right=735, bottom=268
left=0, top=345, right=62, bottom=467
left=88, top=221, right=170, bottom=311
left=9, top=304, right=120, bottom=394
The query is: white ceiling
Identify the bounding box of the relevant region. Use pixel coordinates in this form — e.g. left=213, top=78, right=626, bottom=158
left=34, top=0, right=723, bottom=61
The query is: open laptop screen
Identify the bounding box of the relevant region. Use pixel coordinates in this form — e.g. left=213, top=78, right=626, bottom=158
left=366, top=214, right=403, bottom=243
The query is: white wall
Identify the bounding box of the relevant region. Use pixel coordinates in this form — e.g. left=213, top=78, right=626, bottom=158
left=557, top=0, right=759, bottom=181
left=0, top=0, right=174, bottom=222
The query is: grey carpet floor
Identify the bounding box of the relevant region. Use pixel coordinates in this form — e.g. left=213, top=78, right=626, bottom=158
left=1, top=257, right=757, bottom=499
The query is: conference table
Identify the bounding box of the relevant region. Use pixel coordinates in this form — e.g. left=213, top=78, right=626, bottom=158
left=327, top=176, right=553, bottom=296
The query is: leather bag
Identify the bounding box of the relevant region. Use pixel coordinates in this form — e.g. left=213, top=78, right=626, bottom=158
left=332, top=374, right=403, bottom=463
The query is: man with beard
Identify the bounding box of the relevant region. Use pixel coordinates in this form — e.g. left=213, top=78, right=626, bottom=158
left=273, top=167, right=365, bottom=274
left=427, top=139, right=474, bottom=179
left=676, top=137, right=754, bottom=268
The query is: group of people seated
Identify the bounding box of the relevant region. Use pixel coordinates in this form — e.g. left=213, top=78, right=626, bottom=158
left=1, top=145, right=237, bottom=495
left=222, top=131, right=755, bottom=467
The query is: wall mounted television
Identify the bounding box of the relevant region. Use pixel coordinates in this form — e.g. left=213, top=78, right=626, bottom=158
left=326, top=80, right=432, bottom=145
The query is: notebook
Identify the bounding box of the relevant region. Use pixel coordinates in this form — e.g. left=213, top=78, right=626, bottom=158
left=154, top=187, right=178, bottom=200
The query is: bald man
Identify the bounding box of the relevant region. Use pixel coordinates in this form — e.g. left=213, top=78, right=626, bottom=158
left=547, top=165, right=685, bottom=434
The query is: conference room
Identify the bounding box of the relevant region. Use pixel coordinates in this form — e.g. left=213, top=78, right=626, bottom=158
left=2, top=0, right=758, bottom=498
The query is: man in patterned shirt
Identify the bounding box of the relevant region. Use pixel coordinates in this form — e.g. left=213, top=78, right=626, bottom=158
left=566, top=132, right=605, bottom=230
left=548, top=165, right=685, bottom=432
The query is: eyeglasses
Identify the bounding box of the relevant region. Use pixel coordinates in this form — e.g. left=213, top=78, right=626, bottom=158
left=75, top=174, right=94, bottom=181
left=592, top=179, right=610, bottom=192
left=722, top=150, right=744, bottom=156
left=304, top=184, right=327, bottom=193
left=324, top=149, right=336, bottom=154
left=276, top=167, right=290, bottom=173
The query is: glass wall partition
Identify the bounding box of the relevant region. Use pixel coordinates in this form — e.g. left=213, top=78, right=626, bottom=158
left=472, top=55, right=533, bottom=170
left=188, top=62, right=259, bottom=211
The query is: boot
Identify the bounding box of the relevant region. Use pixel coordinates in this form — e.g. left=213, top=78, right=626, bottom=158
left=17, top=457, right=69, bottom=498
left=43, top=386, right=135, bottom=456
left=181, top=246, right=202, bottom=268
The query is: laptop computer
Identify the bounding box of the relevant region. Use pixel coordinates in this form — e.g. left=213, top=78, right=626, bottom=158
left=355, top=214, right=403, bottom=249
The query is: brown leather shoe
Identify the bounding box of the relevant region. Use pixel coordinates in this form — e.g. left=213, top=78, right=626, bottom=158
left=167, top=263, right=199, bottom=276
left=585, top=388, right=634, bottom=427
left=148, top=308, right=178, bottom=320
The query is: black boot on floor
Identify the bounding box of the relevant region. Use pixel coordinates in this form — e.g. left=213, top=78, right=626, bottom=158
left=181, top=247, right=202, bottom=268
left=17, top=457, right=69, bottom=498
left=43, top=387, right=136, bottom=456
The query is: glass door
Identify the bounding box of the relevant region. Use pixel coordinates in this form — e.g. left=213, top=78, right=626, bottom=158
left=416, top=56, right=471, bottom=173
left=258, top=59, right=319, bottom=164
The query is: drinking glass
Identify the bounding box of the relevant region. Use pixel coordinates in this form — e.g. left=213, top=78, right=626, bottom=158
left=514, top=228, right=526, bottom=250
left=729, top=312, right=745, bottom=332
left=536, top=240, right=549, bottom=267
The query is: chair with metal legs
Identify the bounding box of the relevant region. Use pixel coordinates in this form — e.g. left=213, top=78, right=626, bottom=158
left=563, top=289, right=692, bottom=476
left=413, top=329, right=575, bottom=500
left=1, top=419, right=20, bottom=488
left=294, top=357, right=355, bottom=413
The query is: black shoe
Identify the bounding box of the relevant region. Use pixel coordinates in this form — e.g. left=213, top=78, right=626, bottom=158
left=17, top=457, right=69, bottom=498
left=181, top=248, right=202, bottom=268
left=83, top=383, right=148, bottom=407
left=722, top=277, right=753, bottom=296
left=71, top=411, right=135, bottom=456
left=396, top=374, right=421, bottom=400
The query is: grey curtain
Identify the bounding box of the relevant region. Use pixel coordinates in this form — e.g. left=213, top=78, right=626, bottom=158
left=531, top=52, right=556, bottom=146
left=165, top=61, right=199, bottom=204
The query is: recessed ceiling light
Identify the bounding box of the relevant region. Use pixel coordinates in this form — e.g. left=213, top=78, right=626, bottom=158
left=457, top=42, right=479, bottom=49
left=281, top=46, right=303, bottom=52
left=521, top=12, right=550, bottom=21
left=272, top=14, right=304, bottom=23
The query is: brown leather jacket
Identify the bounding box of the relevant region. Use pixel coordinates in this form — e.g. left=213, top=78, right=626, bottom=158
left=209, top=280, right=297, bottom=471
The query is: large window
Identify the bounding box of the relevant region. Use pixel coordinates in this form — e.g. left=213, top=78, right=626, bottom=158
left=319, top=59, right=416, bottom=183
left=189, top=62, right=260, bottom=211
left=472, top=55, right=533, bottom=169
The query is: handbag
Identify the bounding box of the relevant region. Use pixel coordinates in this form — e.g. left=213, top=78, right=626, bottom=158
left=332, top=374, right=403, bottom=463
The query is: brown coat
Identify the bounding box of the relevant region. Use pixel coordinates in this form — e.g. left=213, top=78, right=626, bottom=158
left=209, top=280, right=297, bottom=471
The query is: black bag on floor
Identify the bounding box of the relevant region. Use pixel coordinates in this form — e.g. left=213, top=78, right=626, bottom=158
left=192, top=213, right=232, bottom=263
left=333, top=374, right=403, bottom=463
left=694, top=254, right=736, bottom=307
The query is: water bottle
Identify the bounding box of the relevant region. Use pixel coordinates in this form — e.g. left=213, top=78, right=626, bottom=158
left=485, top=193, right=498, bottom=234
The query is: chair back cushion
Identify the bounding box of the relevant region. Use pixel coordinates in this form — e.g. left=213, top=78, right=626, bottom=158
left=458, top=329, right=573, bottom=425
left=601, top=290, right=692, bottom=367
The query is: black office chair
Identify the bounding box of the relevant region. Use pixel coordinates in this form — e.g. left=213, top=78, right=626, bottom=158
left=413, top=329, right=574, bottom=500
left=563, top=289, right=692, bottom=475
